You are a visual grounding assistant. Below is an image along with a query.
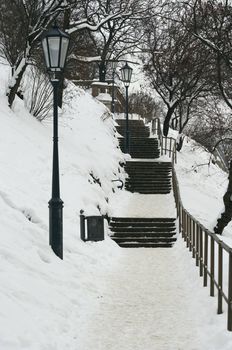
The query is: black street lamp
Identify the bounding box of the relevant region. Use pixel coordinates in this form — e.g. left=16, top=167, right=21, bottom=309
left=120, top=62, right=133, bottom=154
left=111, top=60, right=117, bottom=113
left=41, top=24, right=70, bottom=259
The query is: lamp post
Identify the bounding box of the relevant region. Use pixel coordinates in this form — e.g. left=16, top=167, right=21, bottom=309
left=41, top=24, right=70, bottom=259
left=120, top=62, right=133, bottom=154
left=111, top=60, right=117, bottom=113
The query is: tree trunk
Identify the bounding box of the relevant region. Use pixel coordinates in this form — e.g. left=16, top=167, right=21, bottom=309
left=163, top=105, right=177, bottom=136
left=99, top=62, right=106, bottom=82
left=214, top=160, right=232, bottom=234
left=176, top=135, right=184, bottom=151
left=8, top=63, right=27, bottom=108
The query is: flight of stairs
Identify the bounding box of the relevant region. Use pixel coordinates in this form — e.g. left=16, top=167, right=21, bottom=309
left=125, top=161, right=172, bottom=194
left=110, top=118, right=176, bottom=248
left=109, top=217, right=176, bottom=248
left=116, top=119, right=160, bottom=159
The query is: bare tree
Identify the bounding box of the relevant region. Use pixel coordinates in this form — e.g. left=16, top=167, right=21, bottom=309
left=0, top=0, right=70, bottom=107
left=0, top=0, right=148, bottom=107
left=184, top=0, right=232, bottom=110
left=68, top=0, right=153, bottom=82
left=129, top=91, right=162, bottom=121
left=142, top=8, right=213, bottom=137
left=23, top=66, right=53, bottom=121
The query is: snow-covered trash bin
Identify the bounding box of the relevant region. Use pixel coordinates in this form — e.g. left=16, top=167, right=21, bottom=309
left=80, top=210, right=104, bottom=242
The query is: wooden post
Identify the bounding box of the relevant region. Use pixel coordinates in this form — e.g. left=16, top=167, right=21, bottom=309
left=217, top=244, right=223, bottom=314
left=189, top=217, right=192, bottom=252
left=210, top=237, right=215, bottom=297
left=80, top=210, right=86, bottom=241
left=204, top=232, right=208, bottom=287
left=199, top=227, right=203, bottom=277
left=181, top=208, right=184, bottom=239
left=186, top=215, right=189, bottom=248
left=227, top=253, right=232, bottom=331
left=192, top=220, right=196, bottom=259
left=179, top=203, right=182, bottom=234
left=183, top=210, right=186, bottom=241
left=196, top=224, right=199, bottom=267
left=152, top=119, right=155, bottom=134
left=161, top=137, right=164, bottom=155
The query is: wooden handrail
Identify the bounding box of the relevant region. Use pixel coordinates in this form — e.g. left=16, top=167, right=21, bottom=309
left=172, top=165, right=232, bottom=331
left=151, top=118, right=177, bottom=163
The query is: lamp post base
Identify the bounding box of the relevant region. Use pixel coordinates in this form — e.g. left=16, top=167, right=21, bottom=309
left=49, top=197, right=63, bottom=259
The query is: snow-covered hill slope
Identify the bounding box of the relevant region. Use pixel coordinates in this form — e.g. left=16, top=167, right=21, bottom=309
left=176, top=137, right=232, bottom=245
left=0, top=63, right=126, bottom=348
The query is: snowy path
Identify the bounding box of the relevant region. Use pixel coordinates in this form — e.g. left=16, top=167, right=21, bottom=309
left=78, top=240, right=226, bottom=350
left=76, top=190, right=232, bottom=349
left=108, top=192, right=176, bottom=218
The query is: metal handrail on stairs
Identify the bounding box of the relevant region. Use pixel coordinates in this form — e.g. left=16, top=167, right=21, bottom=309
left=172, top=160, right=232, bottom=332
left=151, top=118, right=177, bottom=163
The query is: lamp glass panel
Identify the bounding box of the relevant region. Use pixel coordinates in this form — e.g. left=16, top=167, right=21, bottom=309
left=48, top=37, right=60, bottom=68
left=42, top=38, right=50, bottom=68
left=60, top=37, right=69, bottom=68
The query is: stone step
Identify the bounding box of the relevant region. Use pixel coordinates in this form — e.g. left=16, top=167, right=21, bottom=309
left=112, top=237, right=176, bottom=244
left=127, top=178, right=171, bottom=181
left=126, top=175, right=171, bottom=179
left=110, top=217, right=176, bottom=223
left=127, top=154, right=160, bottom=158
left=129, top=155, right=160, bottom=159
left=126, top=174, right=171, bottom=178
left=125, top=189, right=172, bottom=194
left=110, top=221, right=175, bottom=228
left=120, top=144, right=159, bottom=148
left=126, top=166, right=171, bottom=169
left=126, top=183, right=172, bottom=187
left=126, top=166, right=171, bottom=170
left=126, top=161, right=172, bottom=166
left=110, top=226, right=175, bottom=233
left=117, top=128, right=148, bottom=132
left=127, top=154, right=160, bottom=157
left=120, top=143, right=159, bottom=147
left=126, top=179, right=171, bottom=183
left=116, top=242, right=174, bottom=248
left=126, top=184, right=172, bottom=188
left=118, top=137, right=157, bottom=142
left=126, top=189, right=172, bottom=194
left=126, top=168, right=171, bottom=171
left=118, top=133, right=150, bottom=138
left=111, top=231, right=176, bottom=238
left=116, top=119, right=145, bottom=124
left=110, top=213, right=176, bottom=247
left=127, top=169, right=172, bottom=178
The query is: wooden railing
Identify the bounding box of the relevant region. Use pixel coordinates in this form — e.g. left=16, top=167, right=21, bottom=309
left=172, top=166, right=232, bottom=331
left=151, top=118, right=177, bottom=163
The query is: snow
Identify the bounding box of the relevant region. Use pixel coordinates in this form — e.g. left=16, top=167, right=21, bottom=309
left=77, top=238, right=232, bottom=350
left=96, top=92, right=112, bottom=102
left=108, top=191, right=176, bottom=218
left=176, top=138, right=232, bottom=244
left=1, top=59, right=232, bottom=349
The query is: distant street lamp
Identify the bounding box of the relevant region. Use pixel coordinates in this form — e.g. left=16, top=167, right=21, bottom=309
left=111, top=60, right=117, bottom=113
left=41, top=24, right=70, bottom=259
left=120, top=62, right=133, bottom=154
